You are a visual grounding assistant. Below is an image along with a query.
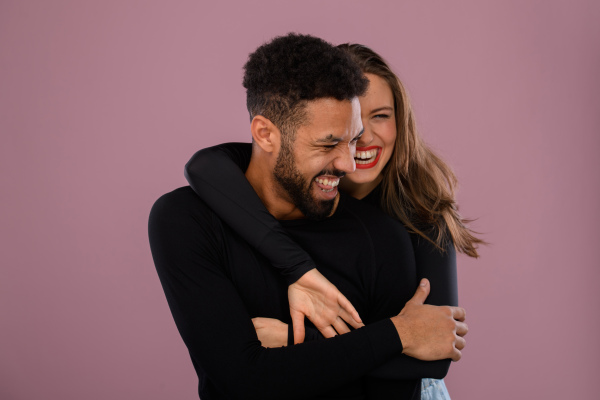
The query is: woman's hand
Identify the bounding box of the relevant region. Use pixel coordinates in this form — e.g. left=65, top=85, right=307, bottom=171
left=288, top=269, right=364, bottom=344
left=252, top=317, right=289, bottom=348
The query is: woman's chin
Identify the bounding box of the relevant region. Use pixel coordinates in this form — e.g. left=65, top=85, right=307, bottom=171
left=346, top=170, right=379, bottom=186
left=340, top=172, right=382, bottom=197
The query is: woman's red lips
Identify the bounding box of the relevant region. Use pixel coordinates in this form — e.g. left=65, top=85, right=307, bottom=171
left=356, top=146, right=379, bottom=151
left=355, top=146, right=382, bottom=169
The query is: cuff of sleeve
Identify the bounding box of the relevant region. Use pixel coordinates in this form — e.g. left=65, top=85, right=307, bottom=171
left=362, top=319, right=404, bottom=364
left=287, top=324, right=327, bottom=346
left=256, top=229, right=316, bottom=285
left=287, top=324, right=294, bottom=347
left=285, top=263, right=316, bottom=285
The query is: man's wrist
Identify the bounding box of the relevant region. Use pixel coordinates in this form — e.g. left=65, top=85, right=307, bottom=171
left=390, top=315, right=409, bottom=354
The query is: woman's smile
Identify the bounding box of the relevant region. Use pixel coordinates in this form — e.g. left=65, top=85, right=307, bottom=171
left=355, top=146, right=382, bottom=168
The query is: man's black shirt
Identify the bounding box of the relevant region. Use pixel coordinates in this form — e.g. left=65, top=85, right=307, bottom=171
left=149, top=186, right=455, bottom=399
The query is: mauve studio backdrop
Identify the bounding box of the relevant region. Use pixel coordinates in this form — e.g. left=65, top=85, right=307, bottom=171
left=1, top=1, right=599, bottom=399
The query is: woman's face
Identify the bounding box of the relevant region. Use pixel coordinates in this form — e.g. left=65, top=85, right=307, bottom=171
left=341, top=73, right=397, bottom=197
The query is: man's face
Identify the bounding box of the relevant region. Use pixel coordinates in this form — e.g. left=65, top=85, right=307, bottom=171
left=273, top=97, right=363, bottom=220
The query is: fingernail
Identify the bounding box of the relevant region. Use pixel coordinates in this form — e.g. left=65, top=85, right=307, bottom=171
left=420, top=279, right=427, bottom=287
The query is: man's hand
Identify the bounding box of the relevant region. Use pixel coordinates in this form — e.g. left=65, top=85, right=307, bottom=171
left=252, top=317, right=288, bottom=348
left=288, top=269, right=364, bottom=344
left=392, top=279, right=468, bottom=362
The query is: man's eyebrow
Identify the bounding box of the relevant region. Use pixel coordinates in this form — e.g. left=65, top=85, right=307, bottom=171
left=315, top=134, right=341, bottom=143
left=370, top=106, right=394, bottom=114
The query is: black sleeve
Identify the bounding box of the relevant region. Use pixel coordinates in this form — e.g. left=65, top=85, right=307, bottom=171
left=366, top=230, right=457, bottom=383
left=412, top=231, right=458, bottom=308
left=148, top=190, right=404, bottom=400
left=287, top=324, right=324, bottom=346
left=184, top=143, right=315, bottom=284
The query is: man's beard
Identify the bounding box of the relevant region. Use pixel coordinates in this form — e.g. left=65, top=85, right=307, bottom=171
left=273, top=137, right=344, bottom=220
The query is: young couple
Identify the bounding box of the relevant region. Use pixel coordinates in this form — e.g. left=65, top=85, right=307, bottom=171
left=149, top=33, right=481, bottom=400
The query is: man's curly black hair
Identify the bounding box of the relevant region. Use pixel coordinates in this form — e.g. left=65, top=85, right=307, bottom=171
left=243, top=33, right=369, bottom=138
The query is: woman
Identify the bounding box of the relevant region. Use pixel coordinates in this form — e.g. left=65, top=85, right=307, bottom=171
left=185, top=43, right=482, bottom=399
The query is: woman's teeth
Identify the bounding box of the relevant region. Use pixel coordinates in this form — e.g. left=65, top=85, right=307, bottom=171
left=355, top=149, right=378, bottom=164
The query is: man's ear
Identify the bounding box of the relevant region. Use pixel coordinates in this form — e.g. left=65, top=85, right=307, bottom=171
left=251, top=115, right=280, bottom=154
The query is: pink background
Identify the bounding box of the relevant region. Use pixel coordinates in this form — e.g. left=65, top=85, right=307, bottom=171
left=2, top=1, right=599, bottom=399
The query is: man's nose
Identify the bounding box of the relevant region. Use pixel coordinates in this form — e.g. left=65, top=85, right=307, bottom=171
left=334, top=144, right=356, bottom=174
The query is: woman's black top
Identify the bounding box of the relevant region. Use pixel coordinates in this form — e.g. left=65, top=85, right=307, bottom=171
left=184, top=142, right=458, bottom=309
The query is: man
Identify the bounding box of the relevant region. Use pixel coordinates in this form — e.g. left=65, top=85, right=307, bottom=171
left=149, top=33, right=466, bottom=400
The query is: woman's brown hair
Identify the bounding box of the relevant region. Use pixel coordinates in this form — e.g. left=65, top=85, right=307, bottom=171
left=338, top=43, right=483, bottom=257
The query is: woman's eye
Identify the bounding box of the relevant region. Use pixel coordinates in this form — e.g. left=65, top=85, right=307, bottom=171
left=374, top=114, right=390, bottom=119
left=323, top=144, right=337, bottom=149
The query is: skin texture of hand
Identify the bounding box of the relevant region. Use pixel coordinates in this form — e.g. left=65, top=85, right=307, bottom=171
left=288, top=269, right=364, bottom=344
left=252, top=317, right=289, bottom=348
left=391, top=279, right=468, bottom=362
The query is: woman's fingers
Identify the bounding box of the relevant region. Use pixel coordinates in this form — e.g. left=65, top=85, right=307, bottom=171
left=332, top=316, right=351, bottom=335
left=290, top=309, right=306, bottom=344
left=319, top=325, right=338, bottom=339
left=338, top=307, right=364, bottom=329
left=288, top=268, right=364, bottom=340
left=337, top=293, right=363, bottom=326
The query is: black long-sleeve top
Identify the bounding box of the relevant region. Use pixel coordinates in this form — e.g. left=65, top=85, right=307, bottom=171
left=162, top=143, right=457, bottom=396
left=184, top=143, right=458, bottom=310
left=150, top=187, right=429, bottom=399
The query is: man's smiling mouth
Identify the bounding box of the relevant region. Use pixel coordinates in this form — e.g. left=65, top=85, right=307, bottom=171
left=315, top=177, right=340, bottom=192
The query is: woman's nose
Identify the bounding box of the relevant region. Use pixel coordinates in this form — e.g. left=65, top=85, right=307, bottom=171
left=357, top=126, right=373, bottom=147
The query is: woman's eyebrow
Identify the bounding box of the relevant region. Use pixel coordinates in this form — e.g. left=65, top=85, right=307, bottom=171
left=369, top=106, right=394, bottom=114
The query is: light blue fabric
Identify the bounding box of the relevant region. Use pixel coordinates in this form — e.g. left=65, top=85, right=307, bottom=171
left=421, top=378, right=451, bottom=400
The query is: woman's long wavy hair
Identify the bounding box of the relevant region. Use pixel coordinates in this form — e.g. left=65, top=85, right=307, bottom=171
left=338, top=43, right=483, bottom=257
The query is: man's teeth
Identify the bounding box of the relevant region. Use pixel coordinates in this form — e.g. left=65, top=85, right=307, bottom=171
left=315, top=178, right=340, bottom=187
left=315, top=177, right=340, bottom=192
left=355, top=149, right=378, bottom=164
